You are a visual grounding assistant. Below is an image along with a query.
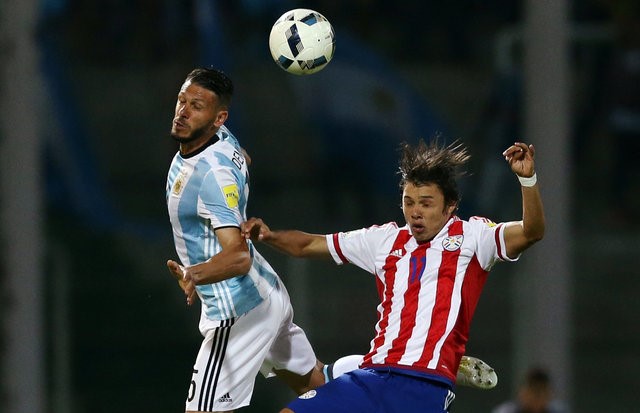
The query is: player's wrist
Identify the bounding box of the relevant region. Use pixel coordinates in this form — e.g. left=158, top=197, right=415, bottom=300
left=517, top=172, right=537, bottom=187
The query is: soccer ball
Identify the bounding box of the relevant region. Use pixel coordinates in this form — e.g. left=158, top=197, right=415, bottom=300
left=268, top=9, right=335, bottom=75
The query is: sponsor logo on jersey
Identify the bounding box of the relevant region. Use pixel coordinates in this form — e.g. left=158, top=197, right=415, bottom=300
left=442, top=235, right=464, bottom=251
left=223, top=184, right=239, bottom=208
left=390, top=248, right=404, bottom=258
left=217, top=392, right=233, bottom=403
left=298, top=390, right=317, bottom=400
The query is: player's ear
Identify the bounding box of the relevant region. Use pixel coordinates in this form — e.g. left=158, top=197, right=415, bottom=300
left=446, top=202, right=457, bottom=216
left=214, top=110, right=228, bottom=128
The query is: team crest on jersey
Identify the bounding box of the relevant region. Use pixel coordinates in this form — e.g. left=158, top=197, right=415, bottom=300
left=443, top=235, right=464, bottom=251
left=298, top=390, right=317, bottom=400
left=223, top=184, right=239, bottom=208
left=172, top=169, right=188, bottom=195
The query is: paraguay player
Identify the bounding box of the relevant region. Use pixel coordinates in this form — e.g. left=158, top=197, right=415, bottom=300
left=241, top=140, right=545, bottom=412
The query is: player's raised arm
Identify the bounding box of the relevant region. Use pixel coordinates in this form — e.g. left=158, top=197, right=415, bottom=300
left=242, top=217, right=331, bottom=258
left=502, top=142, right=546, bottom=258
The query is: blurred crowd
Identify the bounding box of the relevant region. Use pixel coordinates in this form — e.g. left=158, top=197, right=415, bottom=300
left=39, top=0, right=640, bottom=230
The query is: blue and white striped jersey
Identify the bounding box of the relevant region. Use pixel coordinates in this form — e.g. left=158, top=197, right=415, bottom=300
left=166, top=125, right=279, bottom=320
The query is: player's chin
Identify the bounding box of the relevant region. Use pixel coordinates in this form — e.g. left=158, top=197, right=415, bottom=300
left=170, top=131, right=191, bottom=142
left=410, top=227, right=425, bottom=240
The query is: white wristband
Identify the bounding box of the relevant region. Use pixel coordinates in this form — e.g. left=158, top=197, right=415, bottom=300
left=518, top=173, right=537, bottom=187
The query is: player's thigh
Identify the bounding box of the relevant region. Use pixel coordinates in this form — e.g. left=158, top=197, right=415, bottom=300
left=260, top=285, right=318, bottom=384
left=382, top=373, right=455, bottom=413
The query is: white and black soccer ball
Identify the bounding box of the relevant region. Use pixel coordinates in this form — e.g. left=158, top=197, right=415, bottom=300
left=268, top=9, right=335, bottom=75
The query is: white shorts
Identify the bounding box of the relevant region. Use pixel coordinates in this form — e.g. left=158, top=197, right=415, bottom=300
left=185, top=281, right=317, bottom=412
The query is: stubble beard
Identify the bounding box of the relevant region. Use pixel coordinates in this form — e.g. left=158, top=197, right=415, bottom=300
left=170, top=123, right=210, bottom=144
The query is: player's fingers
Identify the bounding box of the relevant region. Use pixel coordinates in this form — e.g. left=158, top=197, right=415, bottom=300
left=528, top=144, right=536, bottom=158
left=258, top=226, right=271, bottom=240
left=187, top=289, right=197, bottom=306
left=167, top=260, right=183, bottom=279
left=240, top=221, right=252, bottom=238
left=241, top=218, right=260, bottom=237
left=183, top=268, right=193, bottom=281
left=502, top=145, right=519, bottom=158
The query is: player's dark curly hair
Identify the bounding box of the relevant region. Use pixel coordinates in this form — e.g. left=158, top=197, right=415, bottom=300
left=185, top=67, right=234, bottom=108
left=398, top=139, right=470, bottom=207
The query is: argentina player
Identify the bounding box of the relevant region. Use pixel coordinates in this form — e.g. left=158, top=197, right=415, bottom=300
left=165, top=68, right=327, bottom=412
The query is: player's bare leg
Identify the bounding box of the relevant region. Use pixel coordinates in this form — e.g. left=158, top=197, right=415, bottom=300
left=274, top=360, right=326, bottom=395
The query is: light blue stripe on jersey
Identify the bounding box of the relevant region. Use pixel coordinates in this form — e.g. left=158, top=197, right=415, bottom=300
left=200, top=166, right=240, bottom=228
left=249, top=243, right=279, bottom=289
left=199, top=243, right=279, bottom=319
left=178, top=157, right=211, bottom=264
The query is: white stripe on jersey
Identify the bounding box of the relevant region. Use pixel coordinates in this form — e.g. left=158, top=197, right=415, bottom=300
left=326, top=217, right=516, bottom=383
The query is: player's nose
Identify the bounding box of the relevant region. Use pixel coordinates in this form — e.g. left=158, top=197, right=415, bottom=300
left=177, top=104, right=189, bottom=117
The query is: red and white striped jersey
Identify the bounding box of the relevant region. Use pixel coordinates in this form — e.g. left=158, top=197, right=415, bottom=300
left=325, top=216, right=517, bottom=384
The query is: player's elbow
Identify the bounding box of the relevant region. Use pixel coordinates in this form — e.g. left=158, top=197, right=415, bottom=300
left=524, top=225, right=545, bottom=245
left=236, top=251, right=253, bottom=274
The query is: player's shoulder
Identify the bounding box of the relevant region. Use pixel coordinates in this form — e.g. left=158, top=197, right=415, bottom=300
left=467, top=215, right=499, bottom=228
left=218, top=125, right=241, bottom=148
left=337, top=221, right=398, bottom=240
left=365, top=221, right=401, bottom=233
left=459, top=216, right=502, bottom=235
left=204, top=132, right=239, bottom=162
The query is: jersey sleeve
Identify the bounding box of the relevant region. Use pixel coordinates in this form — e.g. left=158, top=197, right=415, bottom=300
left=199, top=165, right=243, bottom=229
left=469, top=216, right=520, bottom=271
left=325, top=223, right=393, bottom=274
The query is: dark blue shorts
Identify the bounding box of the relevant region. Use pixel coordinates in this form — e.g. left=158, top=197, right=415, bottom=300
left=286, top=368, right=455, bottom=413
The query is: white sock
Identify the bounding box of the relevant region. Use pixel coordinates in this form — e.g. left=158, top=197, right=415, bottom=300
left=323, top=355, right=364, bottom=383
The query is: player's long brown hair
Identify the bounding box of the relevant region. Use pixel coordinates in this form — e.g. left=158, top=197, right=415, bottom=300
left=398, top=139, right=470, bottom=207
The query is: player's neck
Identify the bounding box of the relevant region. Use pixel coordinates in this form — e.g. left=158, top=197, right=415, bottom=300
left=180, top=133, right=219, bottom=157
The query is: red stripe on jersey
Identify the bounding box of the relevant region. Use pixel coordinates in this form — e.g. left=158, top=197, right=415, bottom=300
left=414, top=220, right=463, bottom=373
left=332, top=233, right=349, bottom=264
left=384, top=242, right=429, bottom=364
left=494, top=223, right=505, bottom=260
left=438, top=254, right=488, bottom=382
left=363, top=229, right=412, bottom=365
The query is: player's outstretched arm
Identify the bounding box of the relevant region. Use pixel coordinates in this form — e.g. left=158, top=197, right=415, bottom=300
left=242, top=217, right=331, bottom=259
left=502, top=142, right=545, bottom=258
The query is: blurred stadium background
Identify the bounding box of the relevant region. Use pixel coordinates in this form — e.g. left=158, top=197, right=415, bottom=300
left=1, top=0, right=639, bottom=412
